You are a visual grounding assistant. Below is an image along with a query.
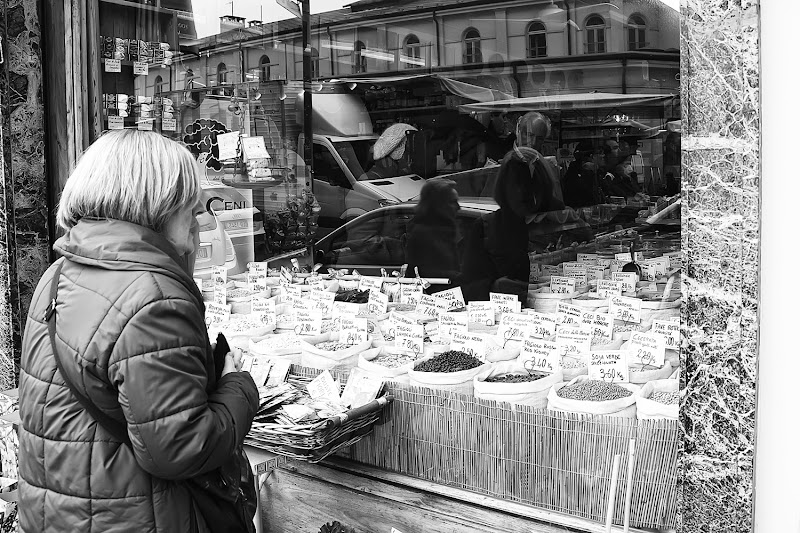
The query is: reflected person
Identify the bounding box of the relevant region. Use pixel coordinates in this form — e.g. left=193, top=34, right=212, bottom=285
left=365, top=122, right=418, bottom=180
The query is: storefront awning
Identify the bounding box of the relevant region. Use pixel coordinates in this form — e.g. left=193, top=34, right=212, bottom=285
left=457, top=92, right=677, bottom=113
left=328, top=73, right=515, bottom=102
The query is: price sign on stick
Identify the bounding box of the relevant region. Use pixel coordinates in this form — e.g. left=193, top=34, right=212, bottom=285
left=590, top=313, right=614, bottom=340
left=400, top=284, right=424, bottom=306
left=395, top=323, right=424, bottom=356
left=451, top=331, right=488, bottom=361
left=440, top=311, right=469, bottom=342
left=310, top=290, right=336, bottom=316
left=652, top=319, right=681, bottom=349
left=597, top=280, right=624, bottom=299
left=366, top=290, right=389, bottom=315
left=416, top=294, right=440, bottom=319
left=612, top=272, right=638, bottom=293
left=497, top=313, right=533, bottom=346
left=521, top=338, right=560, bottom=374
left=609, top=295, right=642, bottom=323
left=358, top=276, right=383, bottom=293
left=589, top=350, right=629, bottom=383
left=550, top=276, right=576, bottom=294
left=556, top=302, right=584, bottom=327
left=205, top=302, right=231, bottom=327
left=435, top=287, right=466, bottom=311
left=490, top=293, right=521, bottom=315
left=628, top=332, right=666, bottom=367
left=294, top=310, right=323, bottom=335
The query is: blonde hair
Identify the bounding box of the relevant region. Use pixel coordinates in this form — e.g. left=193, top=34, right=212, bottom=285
left=56, top=130, right=201, bottom=232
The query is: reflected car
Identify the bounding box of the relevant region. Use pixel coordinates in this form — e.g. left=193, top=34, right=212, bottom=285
left=313, top=200, right=499, bottom=276
left=201, top=182, right=266, bottom=272
left=193, top=210, right=238, bottom=280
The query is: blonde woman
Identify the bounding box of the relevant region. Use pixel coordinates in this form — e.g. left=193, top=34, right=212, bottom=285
left=17, top=130, right=259, bottom=532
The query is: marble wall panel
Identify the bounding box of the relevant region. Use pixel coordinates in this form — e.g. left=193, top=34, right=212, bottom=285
left=680, top=1, right=760, bottom=532
left=0, top=0, right=50, bottom=388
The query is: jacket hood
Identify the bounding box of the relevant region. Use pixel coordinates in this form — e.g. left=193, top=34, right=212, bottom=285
left=54, top=218, right=203, bottom=303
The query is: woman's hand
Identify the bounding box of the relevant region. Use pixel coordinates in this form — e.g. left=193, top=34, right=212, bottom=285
left=221, top=347, right=244, bottom=377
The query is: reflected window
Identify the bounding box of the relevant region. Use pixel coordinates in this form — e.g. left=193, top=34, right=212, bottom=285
left=311, top=47, right=320, bottom=78
left=628, top=14, right=647, bottom=50
left=353, top=40, right=367, bottom=74
left=403, top=34, right=422, bottom=68
left=153, top=75, right=164, bottom=95
left=463, top=28, right=482, bottom=64
left=259, top=55, right=270, bottom=82
left=586, top=15, right=606, bottom=54
left=217, top=63, right=228, bottom=84
left=527, top=21, right=547, bottom=58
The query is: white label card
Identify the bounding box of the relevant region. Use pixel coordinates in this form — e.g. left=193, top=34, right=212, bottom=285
left=612, top=272, right=638, bottom=293
left=133, top=61, right=149, bottom=75
left=642, top=258, right=670, bottom=282
left=542, top=264, right=561, bottom=276
left=527, top=312, right=557, bottom=339
left=589, top=312, right=614, bottom=340
left=283, top=284, right=302, bottom=306
left=400, top=284, right=424, bottom=306
left=416, top=294, right=440, bottom=319
left=306, top=370, right=340, bottom=402
left=652, top=319, right=681, bottom=349
left=468, top=302, right=496, bottom=326
left=162, top=118, right=177, bottom=132
left=439, top=312, right=469, bottom=342
left=556, top=326, right=592, bottom=365
left=212, top=266, right=227, bottom=305
left=395, top=323, right=425, bottom=356
left=588, top=266, right=607, bottom=282
left=615, top=252, right=644, bottom=262
left=563, top=262, right=588, bottom=277
left=294, top=310, right=323, bottom=335
left=434, top=287, right=466, bottom=311
left=108, top=116, right=124, bottom=130
left=588, top=350, right=630, bottom=383
left=359, top=276, right=384, bottom=293
left=490, top=293, right=522, bottom=315
left=137, top=120, right=153, bottom=131
left=366, top=290, right=389, bottom=315
left=577, top=253, right=599, bottom=264
left=280, top=266, right=293, bottom=286
left=565, top=272, right=589, bottom=290
left=628, top=332, right=667, bottom=367
left=333, top=301, right=361, bottom=316
left=521, top=338, right=560, bottom=374
left=340, top=327, right=369, bottom=346
left=497, top=313, right=533, bottom=345
left=311, top=290, right=336, bottom=316
left=205, top=302, right=231, bottom=327
left=104, top=59, right=121, bottom=72
left=216, top=131, right=240, bottom=161
left=609, top=295, right=642, bottom=323
left=609, top=260, right=627, bottom=274
left=252, top=298, right=276, bottom=326
left=241, top=136, right=271, bottom=161
left=556, top=302, right=584, bottom=327
left=597, top=280, right=624, bottom=299
left=450, top=331, right=488, bottom=362
left=550, top=276, right=576, bottom=294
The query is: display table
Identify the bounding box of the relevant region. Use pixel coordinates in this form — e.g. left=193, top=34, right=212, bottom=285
left=246, top=446, right=663, bottom=533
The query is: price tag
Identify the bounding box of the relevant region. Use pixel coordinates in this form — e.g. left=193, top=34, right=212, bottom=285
left=212, top=266, right=227, bottom=305
left=294, top=310, right=323, bottom=335
left=497, top=313, right=533, bottom=345
left=450, top=331, right=488, bottom=362
left=664, top=251, right=682, bottom=270
left=283, top=284, right=303, bottom=306
left=306, top=370, right=340, bottom=401
left=434, top=287, right=466, bottom=311
left=162, top=117, right=177, bottom=132
left=542, top=264, right=561, bottom=276
left=642, top=257, right=670, bottom=282
left=468, top=302, right=496, bottom=326
left=609, top=260, right=627, bottom=274
left=280, top=266, right=293, bottom=286
left=311, top=290, right=336, bottom=316
left=248, top=263, right=269, bottom=293
left=609, top=295, right=642, bottom=323
left=597, top=280, right=624, bottom=299
left=612, top=272, right=638, bottom=293
left=556, top=302, right=583, bottom=327
left=615, top=252, right=644, bottom=262
left=521, top=338, right=560, bottom=374
left=589, top=312, right=614, bottom=340
left=133, top=61, right=149, bottom=75
left=628, top=332, right=667, bottom=367
left=588, top=350, right=629, bottom=383
left=597, top=258, right=612, bottom=268
left=395, top=323, right=424, bottom=356
left=305, top=277, right=327, bottom=291
left=550, top=276, right=576, bottom=294
left=399, top=284, right=424, bottom=306
left=340, top=327, right=368, bottom=346
left=527, top=312, right=557, bottom=339
left=490, top=293, right=521, bottom=315
left=390, top=311, right=417, bottom=326
left=359, top=276, right=384, bottom=293
left=366, top=290, right=389, bottom=315
left=251, top=298, right=277, bottom=327
left=565, top=272, right=588, bottom=290
left=563, top=262, right=588, bottom=277
left=137, top=120, right=153, bottom=131
left=556, top=326, right=592, bottom=365
left=577, top=253, right=599, bottom=265
left=439, top=311, right=469, bottom=342
left=104, top=59, right=121, bottom=72
left=205, top=302, right=231, bottom=327
left=588, top=266, right=607, bottom=282
left=107, top=116, right=124, bottom=130
left=332, top=301, right=361, bottom=316
left=652, top=319, right=681, bottom=350
left=415, top=294, right=440, bottom=319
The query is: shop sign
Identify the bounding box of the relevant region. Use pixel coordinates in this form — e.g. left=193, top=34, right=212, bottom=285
left=588, top=350, right=629, bottom=383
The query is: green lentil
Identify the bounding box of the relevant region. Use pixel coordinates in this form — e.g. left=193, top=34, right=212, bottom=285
left=649, top=391, right=679, bottom=404
left=557, top=380, right=632, bottom=401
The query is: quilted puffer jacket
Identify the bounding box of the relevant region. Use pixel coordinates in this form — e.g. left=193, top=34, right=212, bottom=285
left=18, top=218, right=259, bottom=532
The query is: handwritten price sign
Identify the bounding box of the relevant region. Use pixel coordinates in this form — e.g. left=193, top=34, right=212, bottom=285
left=205, top=302, right=231, bottom=327
left=652, top=319, right=681, bottom=349
left=550, top=276, right=576, bottom=294
left=521, top=338, right=560, bottom=374
left=358, top=276, right=384, bottom=293
left=310, top=290, right=336, bottom=316
left=628, top=332, right=666, bottom=367
left=497, top=313, right=532, bottom=345
left=611, top=272, right=638, bottom=293
left=556, top=302, right=584, bottom=327
left=400, top=284, right=424, bottom=306
left=366, top=290, right=389, bottom=315
left=294, top=310, right=323, bottom=335
left=490, top=293, right=521, bottom=315
left=416, top=294, right=440, bottom=319
left=577, top=253, right=599, bottom=265
left=395, top=323, right=424, bottom=356
left=588, top=350, right=629, bottom=383
left=527, top=312, right=557, bottom=339
left=435, top=287, right=466, bottom=311
left=597, top=279, right=623, bottom=299
left=468, top=302, right=496, bottom=326
left=451, top=331, right=488, bottom=362
left=440, top=311, right=469, bottom=342
left=609, top=295, right=642, bottom=323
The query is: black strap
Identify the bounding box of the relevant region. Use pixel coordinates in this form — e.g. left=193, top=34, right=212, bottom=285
left=46, top=260, right=132, bottom=446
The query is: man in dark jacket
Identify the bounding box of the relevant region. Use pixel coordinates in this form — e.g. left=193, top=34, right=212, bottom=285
left=18, top=130, right=259, bottom=532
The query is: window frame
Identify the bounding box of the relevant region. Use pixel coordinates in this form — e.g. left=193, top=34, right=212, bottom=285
left=353, top=40, right=367, bottom=74
left=258, top=55, right=270, bottom=82
left=627, top=13, right=647, bottom=50
left=585, top=15, right=607, bottom=54
left=463, top=27, right=483, bottom=64
left=527, top=21, right=548, bottom=58
left=403, top=34, right=422, bottom=68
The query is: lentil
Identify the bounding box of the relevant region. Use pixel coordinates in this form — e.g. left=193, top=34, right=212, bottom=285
left=414, top=350, right=482, bottom=373
left=485, top=372, right=548, bottom=383
left=557, top=380, right=632, bottom=401
left=649, top=391, right=679, bottom=405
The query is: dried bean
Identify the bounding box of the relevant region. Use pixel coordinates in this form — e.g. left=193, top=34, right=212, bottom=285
left=372, top=352, right=417, bottom=369
left=414, top=350, right=482, bottom=373
left=557, top=380, right=632, bottom=401
left=649, top=391, right=679, bottom=404
left=485, top=372, right=548, bottom=383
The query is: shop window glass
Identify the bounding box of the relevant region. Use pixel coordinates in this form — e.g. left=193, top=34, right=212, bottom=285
left=628, top=14, right=647, bottom=50
left=259, top=55, right=270, bottom=82
left=403, top=34, right=422, bottom=68
left=311, top=47, right=320, bottom=78
left=586, top=15, right=606, bottom=54
left=463, top=28, right=482, bottom=64
left=353, top=40, right=367, bottom=73
left=527, top=21, right=547, bottom=58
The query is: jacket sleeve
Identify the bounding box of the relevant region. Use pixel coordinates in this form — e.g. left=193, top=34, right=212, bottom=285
left=108, top=297, right=259, bottom=480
